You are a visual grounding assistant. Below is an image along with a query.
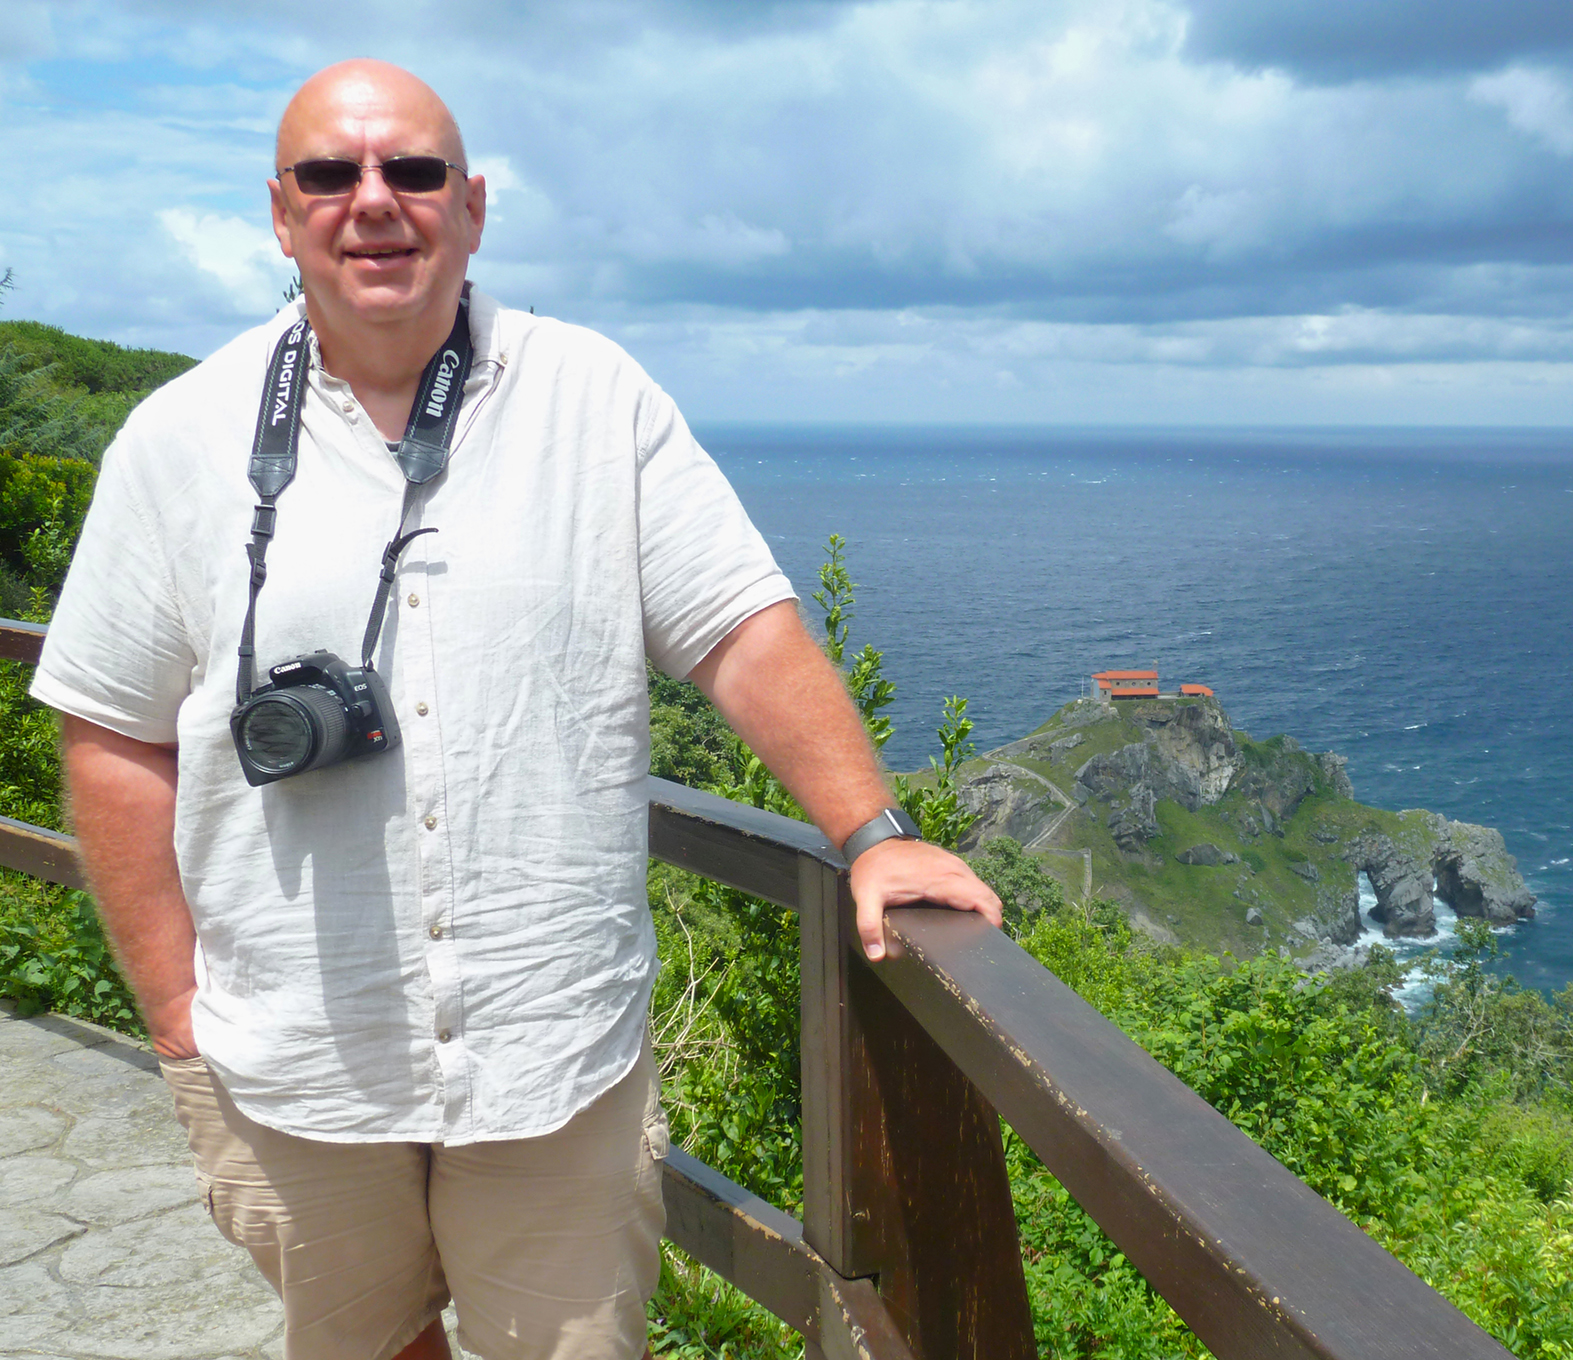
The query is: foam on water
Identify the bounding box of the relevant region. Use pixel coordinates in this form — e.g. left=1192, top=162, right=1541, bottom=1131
left=1352, top=873, right=1464, bottom=1009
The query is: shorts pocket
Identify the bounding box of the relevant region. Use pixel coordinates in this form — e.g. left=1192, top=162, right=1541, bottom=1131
left=642, top=1107, right=670, bottom=1162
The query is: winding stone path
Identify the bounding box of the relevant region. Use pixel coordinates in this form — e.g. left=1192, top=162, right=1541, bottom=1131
left=0, top=1005, right=471, bottom=1359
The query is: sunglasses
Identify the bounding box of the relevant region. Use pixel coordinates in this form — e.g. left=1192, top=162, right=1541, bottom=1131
left=279, top=156, right=466, bottom=197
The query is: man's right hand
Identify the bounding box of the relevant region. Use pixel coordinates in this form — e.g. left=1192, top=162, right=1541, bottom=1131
left=144, top=985, right=200, bottom=1061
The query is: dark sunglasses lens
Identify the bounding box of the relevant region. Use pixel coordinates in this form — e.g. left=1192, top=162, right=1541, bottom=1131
left=379, top=157, right=452, bottom=193
left=292, top=160, right=361, bottom=195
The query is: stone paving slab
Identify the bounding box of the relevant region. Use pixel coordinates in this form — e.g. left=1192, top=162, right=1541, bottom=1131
left=0, top=1005, right=472, bottom=1360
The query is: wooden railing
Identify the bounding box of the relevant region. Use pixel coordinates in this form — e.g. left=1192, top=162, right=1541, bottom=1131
left=0, top=620, right=1513, bottom=1360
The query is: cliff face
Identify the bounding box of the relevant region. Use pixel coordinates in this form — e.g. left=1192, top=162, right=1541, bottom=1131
left=955, top=695, right=1536, bottom=959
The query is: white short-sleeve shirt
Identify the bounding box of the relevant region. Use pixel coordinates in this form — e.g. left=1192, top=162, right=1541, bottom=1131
left=32, top=291, right=795, bottom=1144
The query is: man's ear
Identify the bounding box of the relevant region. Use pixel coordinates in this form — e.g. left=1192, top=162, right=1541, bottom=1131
left=268, top=179, right=297, bottom=260
left=465, top=175, right=487, bottom=255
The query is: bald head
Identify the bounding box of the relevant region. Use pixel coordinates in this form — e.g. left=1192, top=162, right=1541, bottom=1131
left=267, top=58, right=486, bottom=386
left=276, top=60, right=466, bottom=172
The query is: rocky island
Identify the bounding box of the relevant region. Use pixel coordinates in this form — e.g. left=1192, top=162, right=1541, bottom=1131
left=954, top=691, right=1536, bottom=963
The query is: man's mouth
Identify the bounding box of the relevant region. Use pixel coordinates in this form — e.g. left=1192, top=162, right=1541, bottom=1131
left=344, top=246, right=418, bottom=261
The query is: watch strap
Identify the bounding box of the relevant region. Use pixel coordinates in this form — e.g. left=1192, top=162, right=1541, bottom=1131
left=840, top=806, right=922, bottom=865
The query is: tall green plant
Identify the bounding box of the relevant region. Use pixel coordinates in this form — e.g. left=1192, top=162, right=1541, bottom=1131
left=812, top=533, right=896, bottom=751
left=893, top=695, right=979, bottom=850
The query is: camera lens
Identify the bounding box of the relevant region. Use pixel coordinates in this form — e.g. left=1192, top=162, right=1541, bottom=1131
left=238, top=688, right=348, bottom=776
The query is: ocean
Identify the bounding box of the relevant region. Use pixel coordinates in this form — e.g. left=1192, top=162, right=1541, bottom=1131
left=694, top=425, right=1573, bottom=999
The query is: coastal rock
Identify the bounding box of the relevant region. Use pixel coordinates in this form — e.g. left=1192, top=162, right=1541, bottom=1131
left=1177, top=843, right=1238, bottom=867
left=1428, top=816, right=1538, bottom=924
left=1289, top=859, right=1320, bottom=883
left=1137, top=700, right=1241, bottom=806
left=1232, top=740, right=1317, bottom=822
left=1315, top=882, right=1362, bottom=944
left=1059, top=699, right=1122, bottom=731
left=957, top=764, right=1055, bottom=850
left=1352, top=834, right=1436, bottom=938
left=1298, top=940, right=1367, bottom=974
left=1048, top=733, right=1085, bottom=760
left=1317, top=752, right=1354, bottom=800
left=1245, top=907, right=1264, bottom=926
left=1108, top=785, right=1159, bottom=853
left=1073, top=699, right=1240, bottom=815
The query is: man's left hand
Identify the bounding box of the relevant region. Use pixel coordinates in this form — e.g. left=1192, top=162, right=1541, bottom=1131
left=848, top=838, right=1003, bottom=961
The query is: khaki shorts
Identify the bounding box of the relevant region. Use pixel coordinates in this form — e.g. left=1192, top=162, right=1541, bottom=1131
left=161, top=1043, right=668, bottom=1360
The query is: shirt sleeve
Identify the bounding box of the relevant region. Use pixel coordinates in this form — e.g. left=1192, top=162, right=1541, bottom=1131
left=635, top=385, right=796, bottom=680
left=29, top=423, right=197, bottom=744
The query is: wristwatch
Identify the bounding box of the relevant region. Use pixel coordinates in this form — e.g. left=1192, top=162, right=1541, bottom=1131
left=840, top=806, right=922, bottom=865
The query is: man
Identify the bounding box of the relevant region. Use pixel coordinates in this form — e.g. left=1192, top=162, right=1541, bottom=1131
left=33, top=60, right=1000, bottom=1360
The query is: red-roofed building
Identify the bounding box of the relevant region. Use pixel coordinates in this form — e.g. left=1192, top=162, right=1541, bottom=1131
left=1092, top=669, right=1160, bottom=701
left=1091, top=670, right=1217, bottom=703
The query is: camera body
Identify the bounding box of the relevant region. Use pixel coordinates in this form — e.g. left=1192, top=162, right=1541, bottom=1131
left=230, top=650, right=400, bottom=787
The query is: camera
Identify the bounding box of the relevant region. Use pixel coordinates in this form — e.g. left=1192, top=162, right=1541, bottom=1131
left=230, top=651, right=401, bottom=787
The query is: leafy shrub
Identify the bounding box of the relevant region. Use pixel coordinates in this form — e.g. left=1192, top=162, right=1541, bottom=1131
left=969, top=835, right=1066, bottom=934
left=0, top=453, right=97, bottom=595
left=0, top=875, right=140, bottom=1033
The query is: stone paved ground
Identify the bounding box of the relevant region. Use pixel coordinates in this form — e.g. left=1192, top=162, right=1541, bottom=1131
left=0, top=1005, right=470, bottom=1360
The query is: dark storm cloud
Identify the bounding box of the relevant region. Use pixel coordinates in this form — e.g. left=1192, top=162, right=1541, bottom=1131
left=1185, top=0, right=1573, bottom=81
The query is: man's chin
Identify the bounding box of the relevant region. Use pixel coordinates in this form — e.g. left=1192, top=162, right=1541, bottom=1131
left=308, top=277, right=453, bottom=329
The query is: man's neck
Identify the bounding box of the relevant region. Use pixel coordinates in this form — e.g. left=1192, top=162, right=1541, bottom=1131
left=305, top=292, right=460, bottom=443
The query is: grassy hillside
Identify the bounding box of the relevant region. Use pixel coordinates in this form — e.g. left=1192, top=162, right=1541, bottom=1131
left=0, top=319, right=195, bottom=466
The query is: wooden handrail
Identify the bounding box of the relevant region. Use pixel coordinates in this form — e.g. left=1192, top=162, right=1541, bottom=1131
left=0, top=618, right=1515, bottom=1360
left=648, top=775, right=1512, bottom=1360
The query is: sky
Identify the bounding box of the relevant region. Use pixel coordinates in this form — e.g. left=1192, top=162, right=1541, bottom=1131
left=4, top=0, right=1573, bottom=424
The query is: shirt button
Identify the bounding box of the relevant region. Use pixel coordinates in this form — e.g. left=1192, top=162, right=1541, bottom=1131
left=340, top=400, right=354, bottom=413
left=407, top=593, right=420, bottom=608
left=416, top=702, right=429, bottom=716
left=437, top=1029, right=453, bottom=1044
left=424, top=815, right=438, bottom=830
left=429, top=923, right=443, bottom=939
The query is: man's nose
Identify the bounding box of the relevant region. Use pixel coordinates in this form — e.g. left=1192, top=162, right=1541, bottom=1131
left=349, top=164, right=401, bottom=216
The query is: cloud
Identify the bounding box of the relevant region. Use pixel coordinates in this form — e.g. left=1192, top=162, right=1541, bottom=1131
left=158, top=209, right=293, bottom=315
left=1471, top=66, right=1573, bottom=157
left=6, top=0, right=1573, bottom=424
left=1183, top=0, right=1573, bottom=82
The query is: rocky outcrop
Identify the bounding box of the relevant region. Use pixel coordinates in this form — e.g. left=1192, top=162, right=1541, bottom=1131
left=1314, top=881, right=1362, bottom=944
left=1108, top=786, right=1159, bottom=854
left=1074, top=699, right=1243, bottom=823
left=1177, top=843, right=1238, bottom=866
left=1340, top=818, right=1538, bottom=940
left=1350, top=832, right=1436, bottom=938
left=1232, top=737, right=1318, bottom=823
left=1428, top=816, right=1538, bottom=924
left=957, top=763, right=1055, bottom=849
left=1317, top=752, right=1354, bottom=799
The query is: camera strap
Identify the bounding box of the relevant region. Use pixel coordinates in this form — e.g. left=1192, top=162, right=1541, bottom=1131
left=237, top=287, right=475, bottom=704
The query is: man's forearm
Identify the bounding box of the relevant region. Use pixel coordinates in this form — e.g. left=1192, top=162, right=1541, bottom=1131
left=688, top=601, right=1004, bottom=960
left=61, top=714, right=198, bottom=1058
left=688, top=600, right=891, bottom=846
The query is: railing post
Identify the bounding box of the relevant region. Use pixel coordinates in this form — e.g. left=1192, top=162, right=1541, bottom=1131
left=799, top=855, right=1036, bottom=1360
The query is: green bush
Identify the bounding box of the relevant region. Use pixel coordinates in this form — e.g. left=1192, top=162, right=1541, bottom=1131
left=969, top=835, right=1066, bottom=933
left=0, top=453, right=97, bottom=594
